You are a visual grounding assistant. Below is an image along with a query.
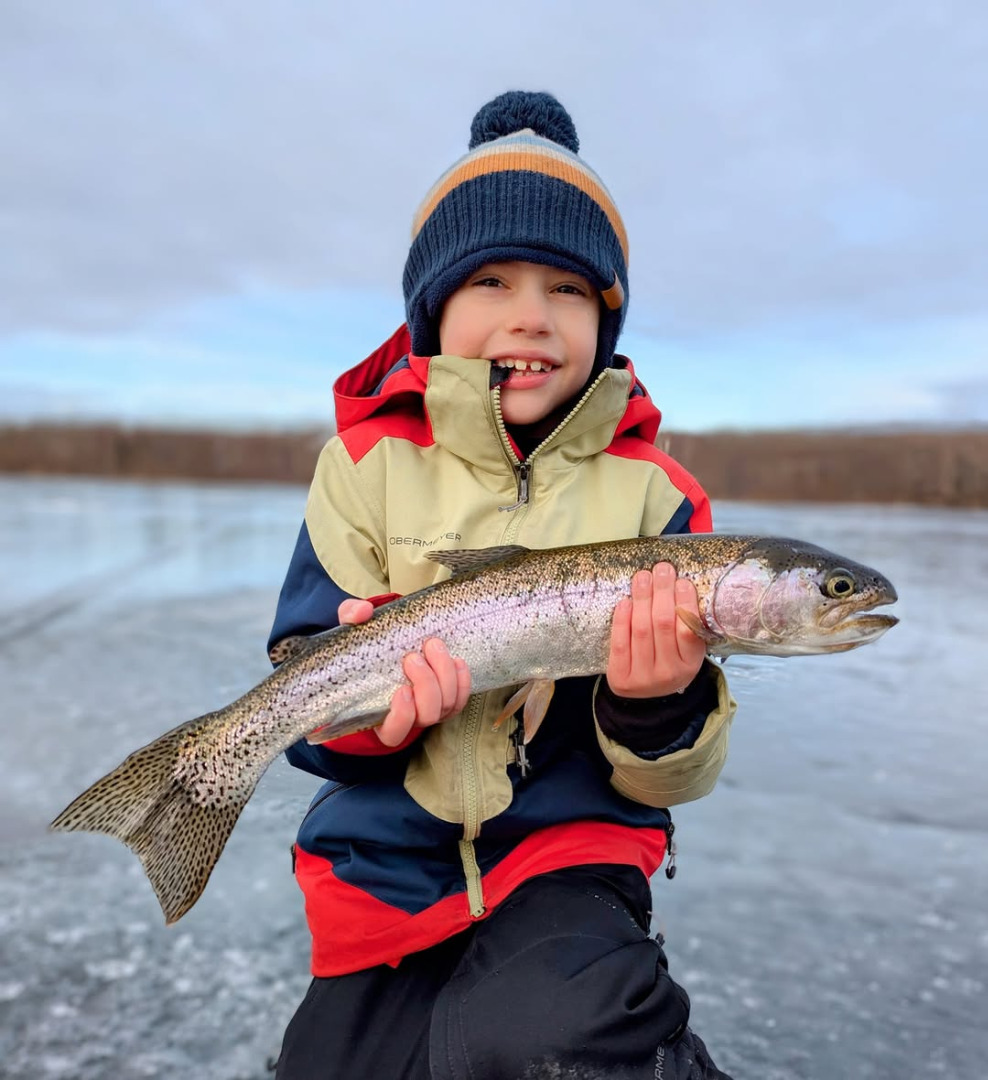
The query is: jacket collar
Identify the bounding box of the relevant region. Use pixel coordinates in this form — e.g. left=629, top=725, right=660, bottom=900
left=333, top=324, right=663, bottom=470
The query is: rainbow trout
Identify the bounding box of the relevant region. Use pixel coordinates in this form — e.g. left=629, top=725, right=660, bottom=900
left=51, top=534, right=897, bottom=923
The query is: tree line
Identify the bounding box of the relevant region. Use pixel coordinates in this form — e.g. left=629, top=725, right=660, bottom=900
left=1, top=422, right=986, bottom=507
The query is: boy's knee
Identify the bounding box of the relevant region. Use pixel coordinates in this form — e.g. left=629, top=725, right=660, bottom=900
left=430, top=930, right=690, bottom=1078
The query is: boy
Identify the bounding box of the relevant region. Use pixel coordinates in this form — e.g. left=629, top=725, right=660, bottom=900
left=270, top=91, right=736, bottom=1079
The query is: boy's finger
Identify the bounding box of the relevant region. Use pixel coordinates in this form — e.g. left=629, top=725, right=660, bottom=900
left=422, top=638, right=458, bottom=716
left=649, top=563, right=678, bottom=645
left=452, top=658, right=472, bottom=715
left=629, top=570, right=656, bottom=668
left=404, top=651, right=444, bottom=726
left=376, top=687, right=415, bottom=745
left=673, top=578, right=705, bottom=661
left=608, top=596, right=633, bottom=679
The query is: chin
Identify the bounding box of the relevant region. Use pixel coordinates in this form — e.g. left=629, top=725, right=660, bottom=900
left=502, top=407, right=547, bottom=425
left=500, top=396, right=555, bottom=426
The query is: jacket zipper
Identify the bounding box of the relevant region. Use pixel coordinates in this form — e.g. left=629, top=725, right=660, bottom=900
left=492, top=372, right=609, bottom=517
left=458, top=696, right=487, bottom=917
left=458, top=369, right=613, bottom=911
left=499, top=460, right=529, bottom=513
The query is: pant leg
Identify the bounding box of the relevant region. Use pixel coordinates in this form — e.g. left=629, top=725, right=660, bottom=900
left=275, top=932, right=470, bottom=1080
left=429, top=864, right=734, bottom=1080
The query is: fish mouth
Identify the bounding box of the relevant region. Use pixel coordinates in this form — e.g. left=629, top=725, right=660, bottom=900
left=807, top=590, right=899, bottom=651
left=817, top=612, right=899, bottom=652
left=833, top=611, right=900, bottom=637
left=818, top=586, right=898, bottom=630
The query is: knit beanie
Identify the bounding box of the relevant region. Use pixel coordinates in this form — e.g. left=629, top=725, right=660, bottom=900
left=403, top=90, right=629, bottom=372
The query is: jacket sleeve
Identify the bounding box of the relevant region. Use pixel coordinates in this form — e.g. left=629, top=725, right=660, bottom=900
left=593, top=664, right=736, bottom=806
left=592, top=464, right=735, bottom=805
left=268, top=437, right=421, bottom=781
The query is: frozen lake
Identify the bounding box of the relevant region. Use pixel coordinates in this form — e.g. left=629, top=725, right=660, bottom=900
left=1, top=476, right=986, bottom=1079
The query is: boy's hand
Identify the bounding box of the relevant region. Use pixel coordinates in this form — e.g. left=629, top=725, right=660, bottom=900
left=337, top=599, right=472, bottom=746
left=605, top=563, right=707, bottom=699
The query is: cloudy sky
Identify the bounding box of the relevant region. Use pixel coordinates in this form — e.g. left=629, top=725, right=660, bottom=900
left=1, top=1, right=986, bottom=431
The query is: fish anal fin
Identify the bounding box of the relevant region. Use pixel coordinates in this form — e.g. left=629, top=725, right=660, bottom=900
left=305, top=710, right=390, bottom=744
left=425, top=545, right=528, bottom=576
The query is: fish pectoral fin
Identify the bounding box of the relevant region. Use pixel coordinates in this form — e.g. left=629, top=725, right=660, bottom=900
left=425, top=545, right=528, bottom=576
left=491, top=678, right=555, bottom=744
left=305, top=710, right=390, bottom=745
left=674, top=606, right=725, bottom=646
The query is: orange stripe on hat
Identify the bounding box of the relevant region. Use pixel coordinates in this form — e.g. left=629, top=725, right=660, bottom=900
left=412, top=144, right=629, bottom=263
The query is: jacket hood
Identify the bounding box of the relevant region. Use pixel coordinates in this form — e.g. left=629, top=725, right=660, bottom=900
left=333, top=324, right=664, bottom=446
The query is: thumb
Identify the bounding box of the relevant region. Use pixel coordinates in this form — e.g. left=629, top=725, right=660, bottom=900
left=338, top=598, right=374, bottom=626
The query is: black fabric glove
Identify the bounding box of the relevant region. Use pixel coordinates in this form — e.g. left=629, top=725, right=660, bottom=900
left=596, top=663, right=720, bottom=756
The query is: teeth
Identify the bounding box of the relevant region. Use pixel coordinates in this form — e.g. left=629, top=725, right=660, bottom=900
left=494, top=359, right=551, bottom=372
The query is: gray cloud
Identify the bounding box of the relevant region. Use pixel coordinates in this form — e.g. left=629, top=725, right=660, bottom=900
left=1, top=0, right=985, bottom=337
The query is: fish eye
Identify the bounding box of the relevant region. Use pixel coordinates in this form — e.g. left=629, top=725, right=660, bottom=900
left=823, top=569, right=856, bottom=599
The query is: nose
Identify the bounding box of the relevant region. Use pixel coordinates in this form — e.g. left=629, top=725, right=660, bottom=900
left=507, top=286, right=552, bottom=336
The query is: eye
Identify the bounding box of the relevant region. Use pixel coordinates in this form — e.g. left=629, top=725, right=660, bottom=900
left=472, top=275, right=504, bottom=288
left=823, top=569, right=856, bottom=599
left=553, top=281, right=590, bottom=297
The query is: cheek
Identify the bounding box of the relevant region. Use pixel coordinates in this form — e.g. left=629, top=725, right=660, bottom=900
left=572, top=311, right=599, bottom=365
left=709, top=562, right=773, bottom=638
left=759, top=572, right=816, bottom=635
left=438, top=295, right=485, bottom=356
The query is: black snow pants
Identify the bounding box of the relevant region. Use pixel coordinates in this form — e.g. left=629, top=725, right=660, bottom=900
left=274, top=864, right=734, bottom=1080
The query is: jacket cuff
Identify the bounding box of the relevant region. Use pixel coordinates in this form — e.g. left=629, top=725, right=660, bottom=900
left=593, top=664, right=737, bottom=807
left=595, top=666, right=719, bottom=755
left=320, top=728, right=422, bottom=755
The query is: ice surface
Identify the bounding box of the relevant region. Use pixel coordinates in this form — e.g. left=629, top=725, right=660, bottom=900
left=1, top=477, right=986, bottom=1079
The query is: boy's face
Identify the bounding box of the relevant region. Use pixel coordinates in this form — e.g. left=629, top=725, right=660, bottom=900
left=438, top=261, right=600, bottom=426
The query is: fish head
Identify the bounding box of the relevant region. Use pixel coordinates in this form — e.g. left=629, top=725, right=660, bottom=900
left=705, top=538, right=899, bottom=656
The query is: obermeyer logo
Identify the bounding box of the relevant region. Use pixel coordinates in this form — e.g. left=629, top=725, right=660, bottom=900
left=389, top=532, right=462, bottom=548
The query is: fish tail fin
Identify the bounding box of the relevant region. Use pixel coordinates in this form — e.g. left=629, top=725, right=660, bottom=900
left=49, top=718, right=254, bottom=924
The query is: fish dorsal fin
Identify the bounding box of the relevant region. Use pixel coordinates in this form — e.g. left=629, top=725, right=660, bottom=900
left=425, top=545, right=528, bottom=576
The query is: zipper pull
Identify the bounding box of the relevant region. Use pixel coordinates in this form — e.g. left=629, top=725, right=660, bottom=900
left=498, top=461, right=530, bottom=513
left=511, top=720, right=531, bottom=779
left=664, top=821, right=678, bottom=880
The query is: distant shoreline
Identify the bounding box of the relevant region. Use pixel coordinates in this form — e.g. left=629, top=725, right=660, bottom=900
left=1, top=421, right=986, bottom=507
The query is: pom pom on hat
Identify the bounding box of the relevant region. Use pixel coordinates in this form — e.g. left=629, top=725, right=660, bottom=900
left=468, top=90, right=580, bottom=154
left=404, top=90, right=629, bottom=370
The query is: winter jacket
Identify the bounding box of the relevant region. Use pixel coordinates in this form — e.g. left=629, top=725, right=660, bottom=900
left=269, top=325, right=736, bottom=976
